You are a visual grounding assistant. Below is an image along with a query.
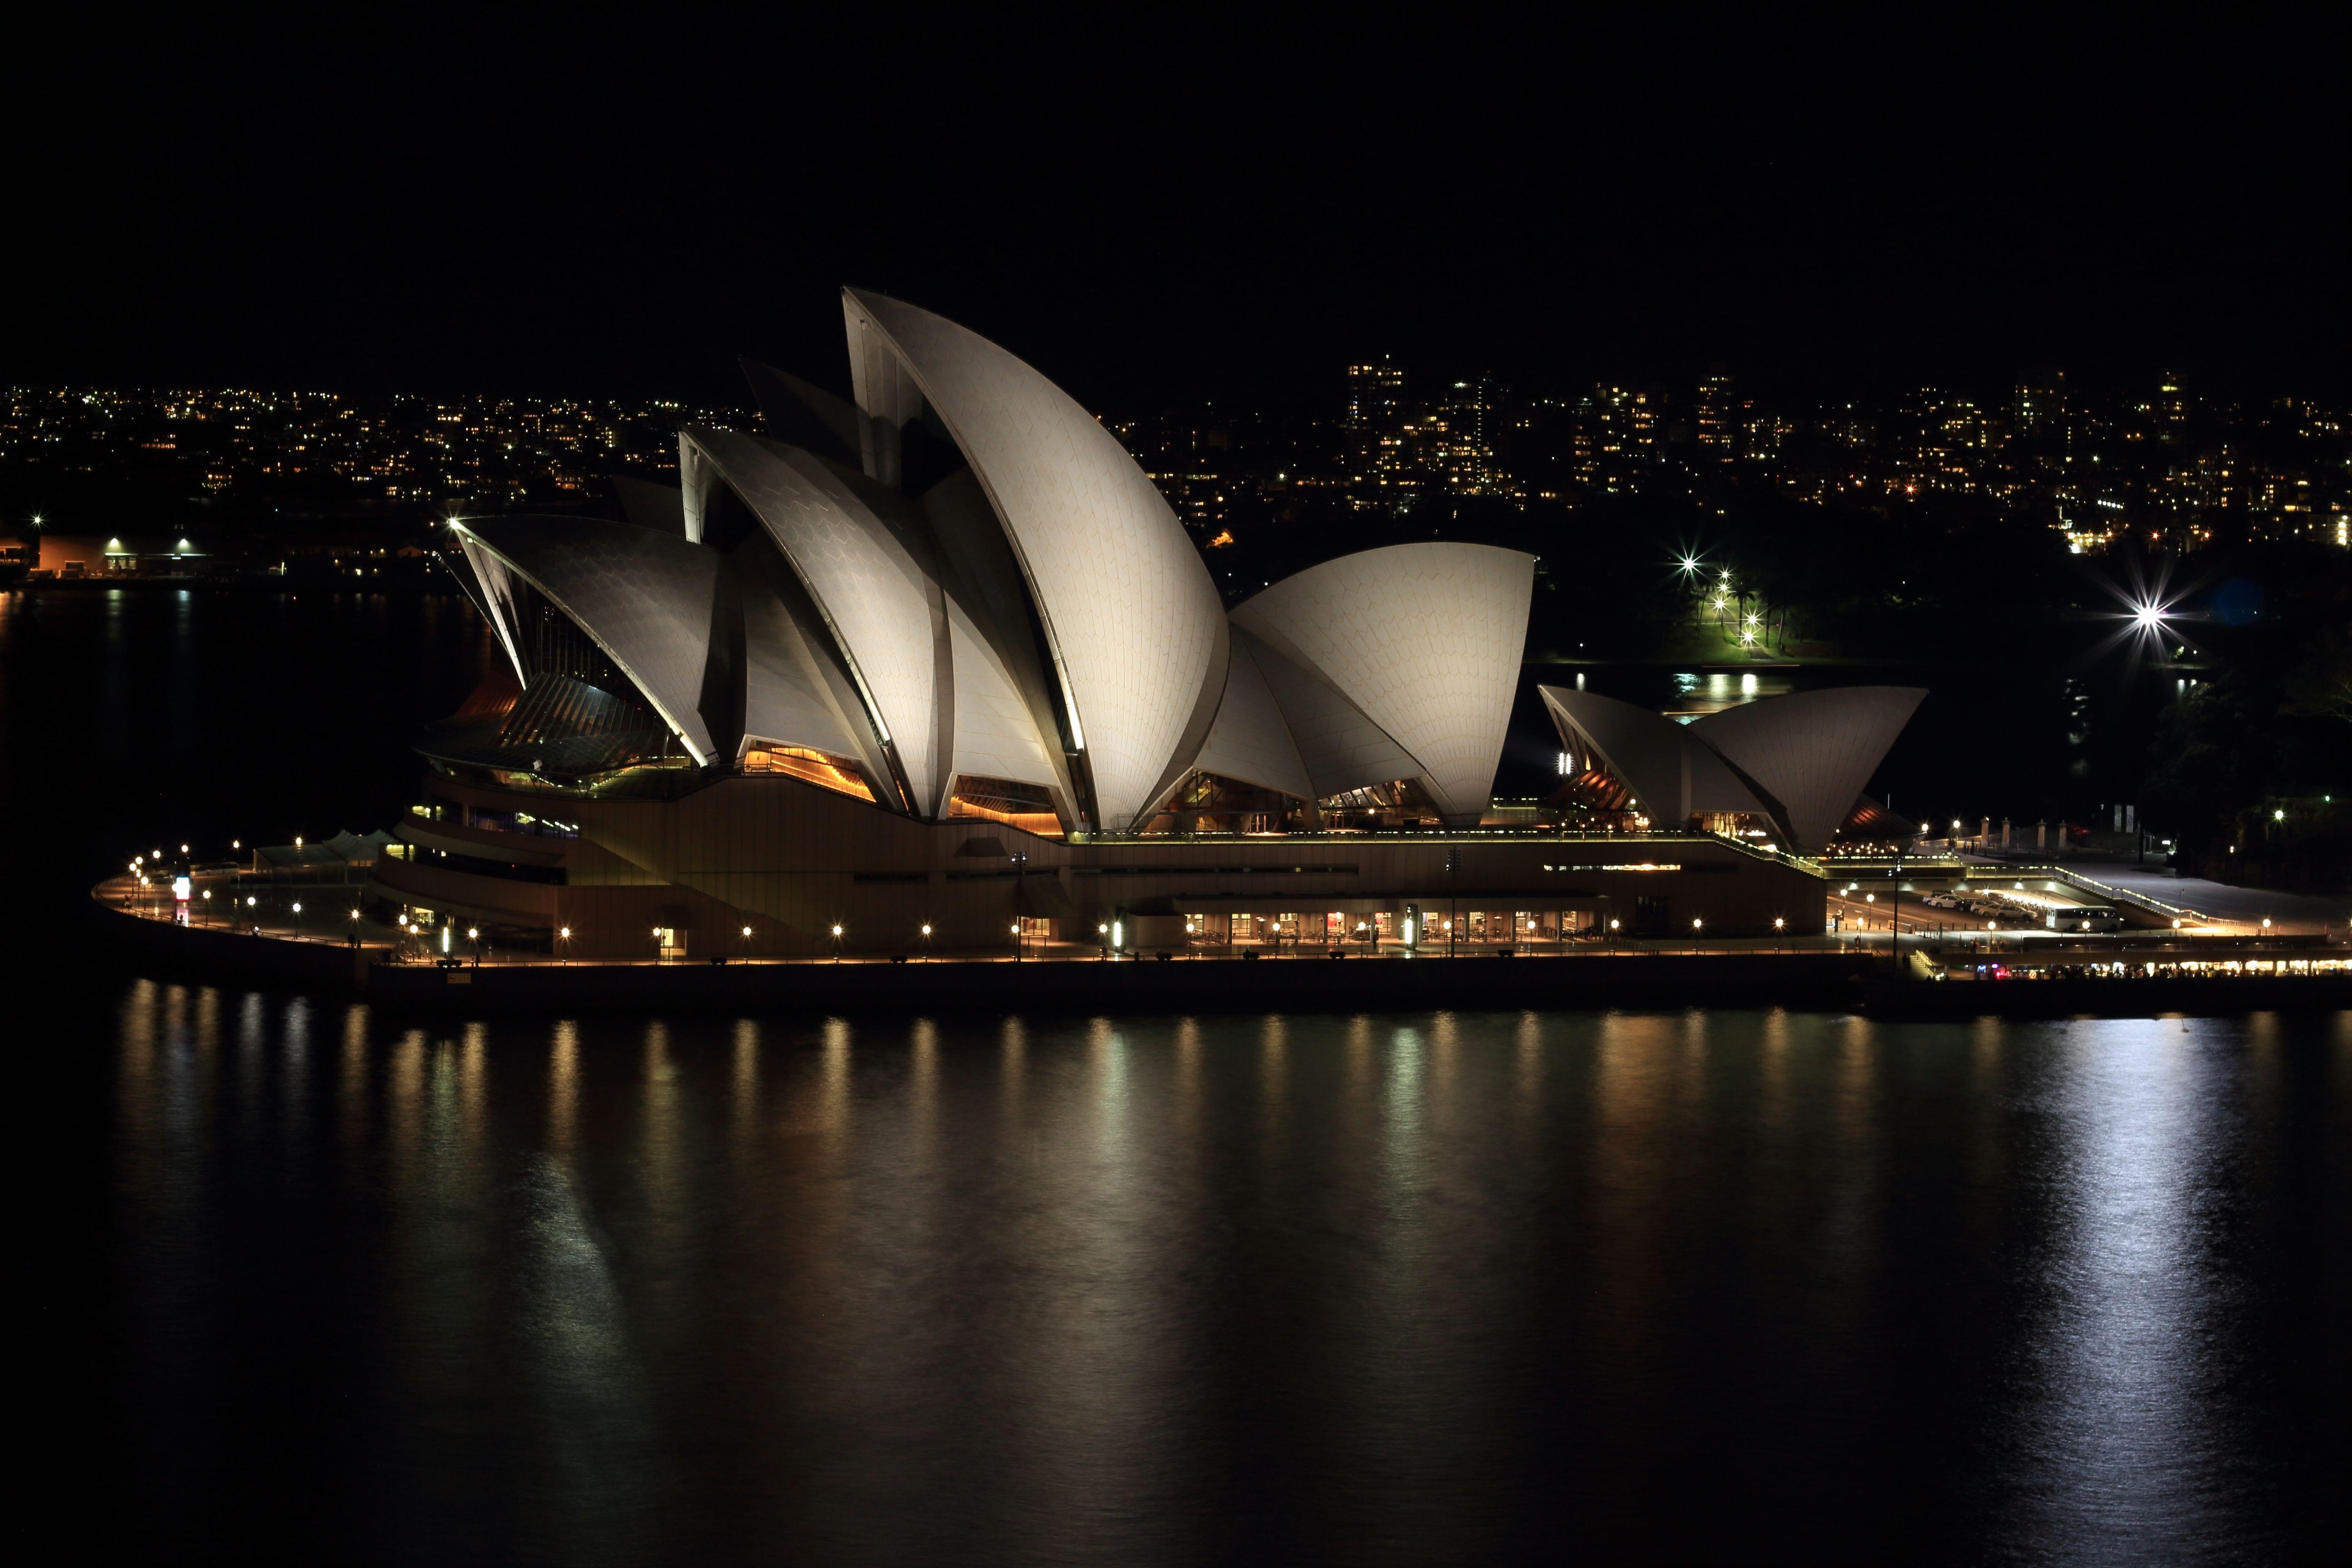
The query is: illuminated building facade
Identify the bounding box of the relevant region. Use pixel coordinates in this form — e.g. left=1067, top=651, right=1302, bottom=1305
left=371, top=294, right=1830, bottom=955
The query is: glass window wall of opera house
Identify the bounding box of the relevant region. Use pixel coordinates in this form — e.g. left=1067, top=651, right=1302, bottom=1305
left=360, top=289, right=1920, bottom=957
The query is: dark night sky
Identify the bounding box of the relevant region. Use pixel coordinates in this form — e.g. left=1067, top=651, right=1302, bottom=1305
left=11, top=12, right=2346, bottom=410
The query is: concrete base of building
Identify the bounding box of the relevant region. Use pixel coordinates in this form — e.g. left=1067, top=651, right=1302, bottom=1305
left=89, top=897, right=2352, bottom=1019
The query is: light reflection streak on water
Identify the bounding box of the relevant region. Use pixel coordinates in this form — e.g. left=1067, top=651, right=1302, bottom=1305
left=338, top=1006, right=369, bottom=1160
left=731, top=1019, right=760, bottom=1161
left=1258, top=1014, right=1289, bottom=1163
left=548, top=1020, right=579, bottom=1159
left=998, top=1016, right=1028, bottom=1142
left=2003, top=1018, right=2232, bottom=1558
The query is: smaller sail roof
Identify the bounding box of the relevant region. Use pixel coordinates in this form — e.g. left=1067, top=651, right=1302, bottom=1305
left=1687, top=687, right=1926, bottom=853
left=451, top=516, right=719, bottom=765
left=1539, top=686, right=1765, bottom=826
left=1232, top=543, right=1532, bottom=821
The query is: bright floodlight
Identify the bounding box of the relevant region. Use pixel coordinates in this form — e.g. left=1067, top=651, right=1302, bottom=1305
left=2133, top=601, right=2167, bottom=628
left=1678, top=555, right=1700, bottom=574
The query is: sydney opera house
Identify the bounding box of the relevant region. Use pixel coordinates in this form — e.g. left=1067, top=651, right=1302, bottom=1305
left=369, top=289, right=1921, bottom=956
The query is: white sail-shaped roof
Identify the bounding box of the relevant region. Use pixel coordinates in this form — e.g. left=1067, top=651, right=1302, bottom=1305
left=454, top=534, right=528, bottom=685
left=1538, top=686, right=1767, bottom=827
left=841, top=288, right=1229, bottom=830
left=1231, top=543, right=1532, bottom=821
left=1687, top=687, right=1926, bottom=853
left=1191, top=630, right=1315, bottom=802
left=944, top=605, right=1061, bottom=794
left=1242, top=631, right=1424, bottom=801
left=451, top=516, right=719, bottom=765
left=736, top=561, right=875, bottom=768
left=682, top=428, right=946, bottom=814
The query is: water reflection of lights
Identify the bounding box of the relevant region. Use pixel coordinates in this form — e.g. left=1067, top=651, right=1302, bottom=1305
left=1998, top=1021, right=2225, bottom=1557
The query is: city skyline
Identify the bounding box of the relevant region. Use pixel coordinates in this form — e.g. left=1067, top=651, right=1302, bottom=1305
left=10, top=356, right=2344, bottom=560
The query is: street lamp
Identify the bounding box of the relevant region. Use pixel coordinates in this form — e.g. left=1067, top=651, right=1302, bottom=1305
left=558, top=926, right=572, bottom=964
left=830, top=922, right=844, bottom=962
left=1011, top=921, right=1023, bottom=962
left=920, top=922, right=932, bottom=960
left=1774, top=915, right=1784, bottom=953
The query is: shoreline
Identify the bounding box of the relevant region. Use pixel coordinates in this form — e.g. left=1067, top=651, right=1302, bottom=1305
left=88, top=895, right=2352, bottom=1021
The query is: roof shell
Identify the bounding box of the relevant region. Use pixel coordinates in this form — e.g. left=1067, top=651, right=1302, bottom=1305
left=1191, top=630, right=1314, bottom=802
left=684, top=428, right=947, bottom=814
left=1538, top=686, right=1765, bottom=825
left=1686, top=686, right=1926, bottom=853
left=1232, top=543, right=1533, bottom=820
left=451, top=516, right=720, bottom=765
left=841, top=288, right=1228, bottom=830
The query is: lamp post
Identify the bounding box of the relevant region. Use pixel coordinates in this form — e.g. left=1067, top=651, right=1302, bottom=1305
left=920, top=922, right=932, bottom=961
left=468, top=926, right=481, bottom=968
left=1011, top=921, right=1023, bottom=962
left=1887, top=848, right=1902, bottom=972
left=558, top=925, right=571, bottom=965
left=830, top=923, right=844, bottom=962
left=1447, top=845, right=1460, bottom=958
left=348, top=907, right=360, bottom=950
left=653, top=925, right=665, bottom=965
left=741, top=924, right=754, bottom=961
left=1774, top=915, right=1784, bottom=953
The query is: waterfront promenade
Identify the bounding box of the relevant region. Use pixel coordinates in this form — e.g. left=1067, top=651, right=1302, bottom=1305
left=91, top=871, right=2352, bottom=1019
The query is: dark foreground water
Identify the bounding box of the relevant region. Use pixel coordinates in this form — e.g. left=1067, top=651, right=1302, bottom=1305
left=62, top=994, right=2347, bottom=1563
left=7, top=588, right=2348, bottom=1562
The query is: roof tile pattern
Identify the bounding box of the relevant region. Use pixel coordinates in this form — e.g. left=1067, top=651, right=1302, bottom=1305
left=945, top=609, right=1059, bottom=792
left=1192, top=630, right=1318, bottom=801
left=1233, top=543, right=1532, bottom=820
left=1687, top=687, right=1926, bottom=853
left=686, top=429, right=945, bottom=813
left=843, top=289, right=1226, bottom=830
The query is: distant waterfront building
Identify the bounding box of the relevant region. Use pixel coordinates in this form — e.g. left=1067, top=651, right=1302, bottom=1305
left=1695, top=368, right=1736, bottom=461
left=1342, top=358, right=1410, bottom=504
left=2013, top=368, right=2068, bottom=440
left=1419, top=375, right=1505, bottom=495
left=1572, top=386, right=1658, bottom=491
